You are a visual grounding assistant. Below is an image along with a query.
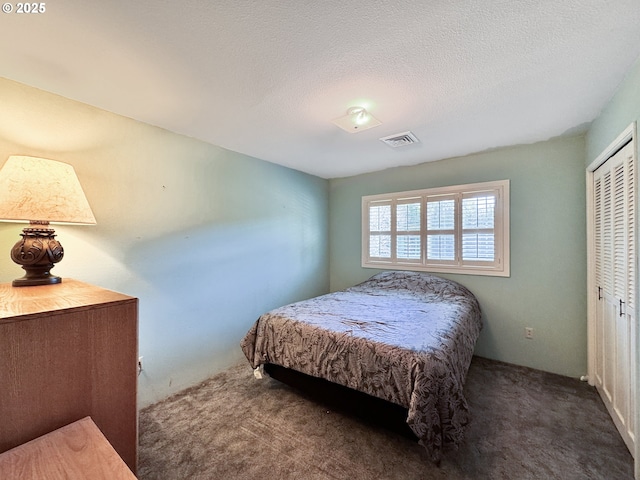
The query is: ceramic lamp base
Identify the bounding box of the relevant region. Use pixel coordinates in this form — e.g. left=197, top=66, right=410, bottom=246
left=10, top=224, right=64, bottom=287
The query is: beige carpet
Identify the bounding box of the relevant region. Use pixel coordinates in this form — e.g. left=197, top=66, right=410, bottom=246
left=138, top=357, right=634, bottom=479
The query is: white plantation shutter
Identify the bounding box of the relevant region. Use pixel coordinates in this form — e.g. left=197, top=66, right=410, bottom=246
left=396, top=199, right=421, bottom=261
left=368, top=201, right=391, bottom=259
left=425, top=191, right=500, bottom=268
left=426, top=196, right=456, bottom=262
left=462, top=194, right=496, bottom=262
left=362, top=180, right=509, bottom=276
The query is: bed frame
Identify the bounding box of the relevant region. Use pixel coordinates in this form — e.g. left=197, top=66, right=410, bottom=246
left=264, top=363, right=417, bottom=440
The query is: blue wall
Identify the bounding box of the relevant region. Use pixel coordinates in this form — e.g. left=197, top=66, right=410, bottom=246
left=0, top=78, right=330, bottom=406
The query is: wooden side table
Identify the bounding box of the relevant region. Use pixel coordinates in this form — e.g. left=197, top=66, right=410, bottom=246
left=0, top=280, right=138, bottom=473
left=0, top=417, right=137, bottom=479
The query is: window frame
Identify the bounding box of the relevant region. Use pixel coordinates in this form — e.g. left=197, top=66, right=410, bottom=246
left=361, top=179, right=510, bottom=277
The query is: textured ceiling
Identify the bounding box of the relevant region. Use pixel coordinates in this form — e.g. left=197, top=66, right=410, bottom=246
left=2, top=0, right=640, bottom=178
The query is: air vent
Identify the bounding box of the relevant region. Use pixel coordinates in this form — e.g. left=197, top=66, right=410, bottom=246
left=379, top=131, right=420, bottom=148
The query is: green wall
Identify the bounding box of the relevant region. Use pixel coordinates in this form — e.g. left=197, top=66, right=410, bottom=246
left=329, top=135, right=587, bottom=377
left=0, top=78, right=330, bottom=406
left=586, top=56, right=640, bottom=164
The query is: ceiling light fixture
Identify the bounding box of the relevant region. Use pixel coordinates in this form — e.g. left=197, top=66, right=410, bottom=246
left=332, top=106, right=381, bottom=133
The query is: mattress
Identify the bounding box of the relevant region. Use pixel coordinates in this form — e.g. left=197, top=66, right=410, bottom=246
left=240, top=271, right=482, bottom=462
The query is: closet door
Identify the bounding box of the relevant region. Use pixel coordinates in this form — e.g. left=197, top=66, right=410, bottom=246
left=593, top=141, right=636, bottom=455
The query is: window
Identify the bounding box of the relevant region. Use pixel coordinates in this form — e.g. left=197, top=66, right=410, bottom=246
left=362, top=180, right=509, bottom=276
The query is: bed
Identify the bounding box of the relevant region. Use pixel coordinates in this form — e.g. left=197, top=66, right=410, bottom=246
left=240, top=271, right=482, bottom=462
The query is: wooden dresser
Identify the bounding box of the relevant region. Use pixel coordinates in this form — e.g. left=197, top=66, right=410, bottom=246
left=0, top=280, right=138, bottom=473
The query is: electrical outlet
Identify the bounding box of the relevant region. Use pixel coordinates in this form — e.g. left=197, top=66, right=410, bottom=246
left=525, top=327, right=534, bottom=339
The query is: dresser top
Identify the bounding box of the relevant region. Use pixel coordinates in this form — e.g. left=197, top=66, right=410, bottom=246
left=0, top=279, right=136, bottom=321
left=0, top=417, right=137, bottom=479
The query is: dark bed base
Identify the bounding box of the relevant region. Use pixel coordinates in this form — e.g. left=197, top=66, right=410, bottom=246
left=264, top=363, right=417, bottom=440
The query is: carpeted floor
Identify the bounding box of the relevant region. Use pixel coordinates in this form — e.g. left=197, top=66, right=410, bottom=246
left=138, top=356, right=634, bottom=479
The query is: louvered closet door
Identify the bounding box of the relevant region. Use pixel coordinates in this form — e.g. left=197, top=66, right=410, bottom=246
left=593, top=141, right=636, bottom=455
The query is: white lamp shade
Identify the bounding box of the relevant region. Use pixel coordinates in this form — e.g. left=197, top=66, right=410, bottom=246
left=0, top=155, right=96, bottom=225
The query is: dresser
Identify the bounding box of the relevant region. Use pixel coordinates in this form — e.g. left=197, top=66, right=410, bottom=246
left=0, top=280, right=138, bottom=473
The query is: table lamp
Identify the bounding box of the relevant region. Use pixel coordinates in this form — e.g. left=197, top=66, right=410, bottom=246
left=0, top=155, right=96, bottom=286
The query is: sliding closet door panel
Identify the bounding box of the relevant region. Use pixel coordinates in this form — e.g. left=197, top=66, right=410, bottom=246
left=596, top=167, right=616, bottom=403
left=625, top=146, right=636, bottom=445
left=594, top=175, right=605, bottom=387
left=627, top=156, right=636, bottom=313
left=593, top=176, right=604, bottom=385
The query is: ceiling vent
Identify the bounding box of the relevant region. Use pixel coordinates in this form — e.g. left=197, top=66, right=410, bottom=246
left=379, top=131, right=420, bottom=148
